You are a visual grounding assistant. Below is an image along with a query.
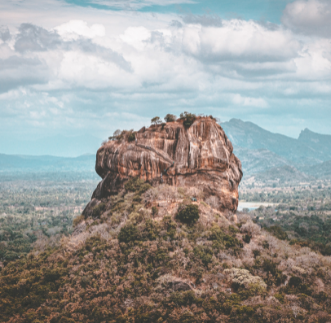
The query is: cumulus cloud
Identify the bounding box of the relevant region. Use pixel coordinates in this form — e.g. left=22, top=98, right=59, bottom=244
left=15, top=23, right=62, bottom=52
left=0, top=25, right=11, bottom=42
left=0, top=56, right=49, bottom=93
left=1, top=3, right=331, bottom=143
left=282, top=0, right=331, bottom=37
left=90, top=0, right=195, bottom=10
left=182, top=14, right=222, bottom=27
left=233, top=94, right=268, bottom=108
left=181, top=20, right=300, bottom=64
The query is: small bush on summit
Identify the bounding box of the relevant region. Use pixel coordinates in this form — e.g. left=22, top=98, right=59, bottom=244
left=127, top=132, right=136, bottom=142
left=164, top=114, right=177, bottom=123
left=179, top=111, right=196, bottom=128
left=176, top=204, right=199, bottom=225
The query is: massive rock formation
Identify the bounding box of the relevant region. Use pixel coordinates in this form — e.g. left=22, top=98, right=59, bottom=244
left=92, top=116, right=242, bottom=212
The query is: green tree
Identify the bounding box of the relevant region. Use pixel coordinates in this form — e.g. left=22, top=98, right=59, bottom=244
left=164, top=114, right=177, bottom=123
left=179, top=112, right=196, bottom=128
left=151, top=116, right=161, bottom=126
left=176, top=204, right=199, bottom=225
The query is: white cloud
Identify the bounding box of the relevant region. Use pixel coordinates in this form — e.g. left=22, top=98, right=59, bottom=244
left=233, top=94, right=268, bottom=108
left=55, top=20, right=106, bottom=41
left=1, top=0, right=331, bottom=143
left=90, top=0, right=195, bottom=10
left=282, top=0, right=331, bottom=37
left=181, top=20, right=300, bottom=63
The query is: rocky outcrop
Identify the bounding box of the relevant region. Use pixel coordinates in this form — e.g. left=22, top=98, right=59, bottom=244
left=92, top=116, right=242, bottom=212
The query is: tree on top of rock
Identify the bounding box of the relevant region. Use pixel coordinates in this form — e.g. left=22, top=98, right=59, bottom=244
left=151, top=116, right=162, bottom=126
left=164, top=114, right=177, bottom=123
left=180, top=111, right=196, bottom=128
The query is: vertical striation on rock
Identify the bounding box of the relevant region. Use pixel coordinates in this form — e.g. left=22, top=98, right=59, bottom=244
left=92, top=116, right=242, bottom=212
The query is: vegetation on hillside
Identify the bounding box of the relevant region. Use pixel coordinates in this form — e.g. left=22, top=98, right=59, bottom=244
left=1, top=178, right=331, bottom=322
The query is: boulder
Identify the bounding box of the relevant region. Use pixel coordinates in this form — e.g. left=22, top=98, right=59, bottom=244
left=93, top=116, right=242, bottom=212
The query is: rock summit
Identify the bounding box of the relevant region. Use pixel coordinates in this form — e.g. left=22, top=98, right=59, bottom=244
left=92, top=116, right=242, bottom=212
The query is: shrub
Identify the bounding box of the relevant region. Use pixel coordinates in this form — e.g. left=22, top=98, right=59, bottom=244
left=151, top=116, right=162, bottom=126
left=194, top=245, right=213, bottom=266
left=164, top=114, right=177, bottom=123
left=73, top=214, right=84, bottom=227
left=92, top=203, right=106, bottom=218
left=262, top=240, right=269, bottom=249
left=179, top=111, right=196, bottom=128
left=243, top=234, right=251, bottom=244
left=253, top=249, right=261, bottom=258
left=266, top=225, right=288, bottom=240
left=176, top=204, right=199, bottom=225
left=124, top=177, right=151, bottom=194
left=118, top=224, right=139, bottom=243
left=289, top=276, right=302, bottom=288
left=225, top=268, right=267, bottom=291
left=127, top=132, right=136, bottom=142
left=152, top=206, right=158, bottom=217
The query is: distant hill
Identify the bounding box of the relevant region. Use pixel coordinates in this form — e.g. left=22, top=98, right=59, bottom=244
left=253, top=165, right=312, bottom=184
left=222, top=119, right=331, bottom=182
left=300, top=160, right=331, bottom=180
left=222, top=119, right=331, bottom=166
left=234, top=147, right=290, bottom=176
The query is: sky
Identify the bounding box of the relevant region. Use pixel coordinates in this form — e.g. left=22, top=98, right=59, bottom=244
left=1, top=0, right=331, bottom=156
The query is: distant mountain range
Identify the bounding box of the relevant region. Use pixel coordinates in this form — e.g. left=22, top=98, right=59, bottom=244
left=221, top=119, right=331, bottom=182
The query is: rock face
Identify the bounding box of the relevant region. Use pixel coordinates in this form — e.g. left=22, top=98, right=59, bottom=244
left=93, top=116, right=242, bottom=212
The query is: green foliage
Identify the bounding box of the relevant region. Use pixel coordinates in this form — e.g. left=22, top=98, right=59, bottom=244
left=151, top=206, right=158, bottom=217
left=162, top=216, right=177, bottom=239
left=262, top=240, right=269, bottom=249
left=151, top=116, right=161, bottom=126
left=176, top=204, right=199, bottom=225
left=179, top=111, right=196, bottom=128
left=127, top=132, right=136, bottom=142
left=118, top=223, right=139, bottom=243
left=73, top=214, right=84, bottom=227
left=118, top=220, right=160, bottom=244
left=265, top=225, right=288, bottom=240
left=260, top=259, right=287, bottom=286
left=207, top=225, right=243, bottom=254
left=252, top=249, right=261, bottom=258
left=274, top=293, right=284, bottom=303
left=92, top=202, right=106, bottom=218
left=164, top=114, right=177, bottom=123
left=243, top=234, right=251, bottom=244
left=193, top=245, right=213, bottom=266
left=289, top=276, right=302, bottom=287
left=124, top=177, right=151, bottom=194
left=0, top=248, right=68, bottom=322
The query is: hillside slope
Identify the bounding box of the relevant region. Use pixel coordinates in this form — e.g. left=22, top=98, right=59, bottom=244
left=1, top=179, right=331, bottom=322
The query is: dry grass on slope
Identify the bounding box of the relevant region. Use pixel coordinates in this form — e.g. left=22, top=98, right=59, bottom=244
left=1, top=180, right=331, bottom=322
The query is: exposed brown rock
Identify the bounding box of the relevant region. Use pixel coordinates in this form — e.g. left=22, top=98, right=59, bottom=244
left=92, top=116, right=242, bottom=212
